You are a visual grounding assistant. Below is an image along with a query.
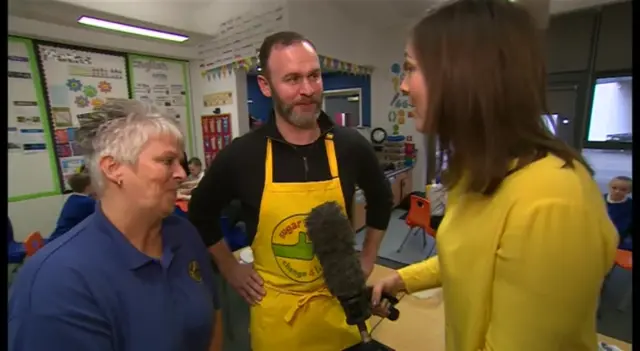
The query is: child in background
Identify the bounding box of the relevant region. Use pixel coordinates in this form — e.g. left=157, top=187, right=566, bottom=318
left=178, top=157, right=205, bottom=200
left=426, top=177, right=447, bottom=230
left=605, top=176, right=632, bottom=250
left=187, top=157, right=204, bottom=182
left=48, top=172, right=96, bottom=243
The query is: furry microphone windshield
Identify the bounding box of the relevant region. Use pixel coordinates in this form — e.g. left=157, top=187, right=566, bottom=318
left=305, top=201, right=366, bottom=298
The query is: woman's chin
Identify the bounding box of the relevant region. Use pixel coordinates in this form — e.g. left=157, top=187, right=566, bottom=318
left=412, top=118, right=428, bottom=134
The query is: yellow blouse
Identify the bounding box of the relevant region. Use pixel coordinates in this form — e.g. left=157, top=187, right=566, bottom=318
left=398, top=154, right=618, bottom=351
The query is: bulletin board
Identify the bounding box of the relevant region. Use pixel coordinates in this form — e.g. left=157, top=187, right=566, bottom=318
left=36, top=42, right=130, bottom=191
left=201, top=114, right=233, bottom=167
left=8, top=36, right=61, bottom=201
left=127, top=54, right=193, bottom=156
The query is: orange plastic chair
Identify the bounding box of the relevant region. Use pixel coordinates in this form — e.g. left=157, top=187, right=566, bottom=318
left=396, top=195, right=437, bottom=257
left=176, top=200, right=189, bottom=213
left=24, top=231, right=45, bottom=257
left=615, top=249, right=632, bottom=270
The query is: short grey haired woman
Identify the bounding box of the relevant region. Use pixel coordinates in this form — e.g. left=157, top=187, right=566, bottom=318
left=9, top=99, right=223, bottom=351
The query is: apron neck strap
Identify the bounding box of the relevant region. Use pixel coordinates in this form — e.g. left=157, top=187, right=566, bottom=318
left=265, top=135, right=339, bottom=185
left=323, top=134, right=338, bottom=179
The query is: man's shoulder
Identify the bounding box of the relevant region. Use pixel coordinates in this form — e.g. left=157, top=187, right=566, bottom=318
left=223, top=129, right=268, bottom=155
left=330, top=126, right=370, bottom=149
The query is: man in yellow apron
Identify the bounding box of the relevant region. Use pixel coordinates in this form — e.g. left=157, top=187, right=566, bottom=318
left=188, top=31, right=394, bottom=351
left=250, top=135, right=363, bottom=350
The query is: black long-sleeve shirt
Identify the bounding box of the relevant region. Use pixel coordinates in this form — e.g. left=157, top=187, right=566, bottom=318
left=188, top=111, right=393, bottom=248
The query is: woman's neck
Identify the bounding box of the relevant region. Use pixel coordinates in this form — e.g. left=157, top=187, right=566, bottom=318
left=100, top=195, right=164, bottom=258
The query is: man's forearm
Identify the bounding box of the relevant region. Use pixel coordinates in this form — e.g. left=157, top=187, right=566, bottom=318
left=360, top=227, right=385, bottom=276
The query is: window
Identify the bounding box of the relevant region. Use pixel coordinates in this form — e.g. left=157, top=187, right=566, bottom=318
left=541, top=114, right=559, bottom=135
left=587, top=76, right=632, bottom=144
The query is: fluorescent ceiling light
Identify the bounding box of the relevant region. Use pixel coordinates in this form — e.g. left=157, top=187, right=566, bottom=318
left=77, top=16, right=189, bottom=43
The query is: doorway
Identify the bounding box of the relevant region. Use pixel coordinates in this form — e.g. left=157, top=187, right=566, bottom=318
left=546, top=84, right=579, bottom=147
left=322, top=88, right=362, bottom=127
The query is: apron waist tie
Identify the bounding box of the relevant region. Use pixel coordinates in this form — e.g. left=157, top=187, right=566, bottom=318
left=265, top=283, right=334, bottom=324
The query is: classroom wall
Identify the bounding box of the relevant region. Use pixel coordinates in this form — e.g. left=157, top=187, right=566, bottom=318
left=7, top=18, right=200, bottom=240
left=189, top=63, right=250, bottom=162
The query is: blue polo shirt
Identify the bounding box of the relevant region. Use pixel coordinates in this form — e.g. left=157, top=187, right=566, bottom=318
left=48, top=193, right=96, bottom=242
left=9, top=205, right=219, bottom=351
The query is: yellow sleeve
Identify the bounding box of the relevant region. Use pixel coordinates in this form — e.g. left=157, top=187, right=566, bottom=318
left=484, top=199, right=618, bottom=350
left=397, top=256, right=441, bottom=293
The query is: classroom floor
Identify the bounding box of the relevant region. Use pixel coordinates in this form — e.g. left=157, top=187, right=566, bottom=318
left=356, top=210, right=633, bottom=344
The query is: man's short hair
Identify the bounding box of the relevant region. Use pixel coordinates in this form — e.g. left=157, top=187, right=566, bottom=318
left=614, top=175, right=633, bottom=183
left=188, top=157, right=202, bottom=167
left=67, top=173, right=91, bottom=193
left=258, top=31, right=315, bottom=75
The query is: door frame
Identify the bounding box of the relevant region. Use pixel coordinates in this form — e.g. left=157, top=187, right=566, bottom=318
left=547, top=71, right=590, bottom=150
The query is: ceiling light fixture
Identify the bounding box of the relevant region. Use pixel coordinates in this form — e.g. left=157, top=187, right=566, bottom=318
left=77, top=16, right=189, bottom=43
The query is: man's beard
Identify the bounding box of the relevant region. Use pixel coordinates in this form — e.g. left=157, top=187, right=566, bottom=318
left=272, top=89, right=321, bottom=130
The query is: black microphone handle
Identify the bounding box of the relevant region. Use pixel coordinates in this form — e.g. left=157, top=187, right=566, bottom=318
left=365, top=287, right=400, bottom=321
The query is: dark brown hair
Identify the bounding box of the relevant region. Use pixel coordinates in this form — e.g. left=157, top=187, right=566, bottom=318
left=188, top=157, right=202, bottom=167
left=411, top=0, right=592, bottom=195
left=67, top=173, right=91, bottom=193
left=258, top=31, right=315, bottom=76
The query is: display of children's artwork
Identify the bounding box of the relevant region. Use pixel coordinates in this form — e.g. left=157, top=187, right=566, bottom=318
left=38, top=44, right=130, bottom=191
left=201, top=114, right=233, bottom=167
left=8, top=37, right=59, bottom=199
left=128, top=55, right=192, bottom=154
left=388, top=62, right=414, bottom=134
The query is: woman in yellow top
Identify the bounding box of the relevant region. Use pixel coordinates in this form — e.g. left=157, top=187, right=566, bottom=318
left=370, top=1, right=618, bottom=350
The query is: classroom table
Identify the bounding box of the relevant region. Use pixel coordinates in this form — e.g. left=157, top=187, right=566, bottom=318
left=370, top=288, right=632, bottom=351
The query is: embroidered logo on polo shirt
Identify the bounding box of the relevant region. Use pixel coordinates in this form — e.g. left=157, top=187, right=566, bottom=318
left=188, top=260, right=202, bottom=282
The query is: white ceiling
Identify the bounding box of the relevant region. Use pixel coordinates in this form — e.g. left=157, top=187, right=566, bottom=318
left=334, top=0, right=628, bottom=29
left=7, top=0, right=213, bottom=45
left=9, top=0, right=629, bottom=47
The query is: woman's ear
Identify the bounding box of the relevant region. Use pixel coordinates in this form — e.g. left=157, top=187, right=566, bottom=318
left=99, top=156, right=124, bottom=185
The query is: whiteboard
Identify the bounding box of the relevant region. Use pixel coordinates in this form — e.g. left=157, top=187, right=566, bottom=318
left=128, top=54, right=193, bottom=155
left=37, top=43, right=130, bottom=191
left=8, top=37, right=60, bottom=201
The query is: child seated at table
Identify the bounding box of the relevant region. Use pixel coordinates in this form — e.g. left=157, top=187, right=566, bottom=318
left=178, top=157, right=205, bottom=200
left=605, top=175, right=632, bottom=250
left=48, top=172, right=96, bottom=242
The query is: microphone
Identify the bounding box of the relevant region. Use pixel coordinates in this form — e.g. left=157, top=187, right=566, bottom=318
left=305, top=201, right=399, bottom=351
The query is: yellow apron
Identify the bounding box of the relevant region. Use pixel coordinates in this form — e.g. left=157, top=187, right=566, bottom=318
left=250, top=135, right=365, bottom=351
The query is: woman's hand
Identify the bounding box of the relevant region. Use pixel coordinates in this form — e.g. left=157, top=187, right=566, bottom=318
left=370, top=270, right=406, bottom=317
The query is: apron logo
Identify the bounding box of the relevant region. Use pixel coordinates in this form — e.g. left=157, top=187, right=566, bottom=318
left=271, top=214, right=323, bottom=283
left=188, top=260, right=202, bottom=283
